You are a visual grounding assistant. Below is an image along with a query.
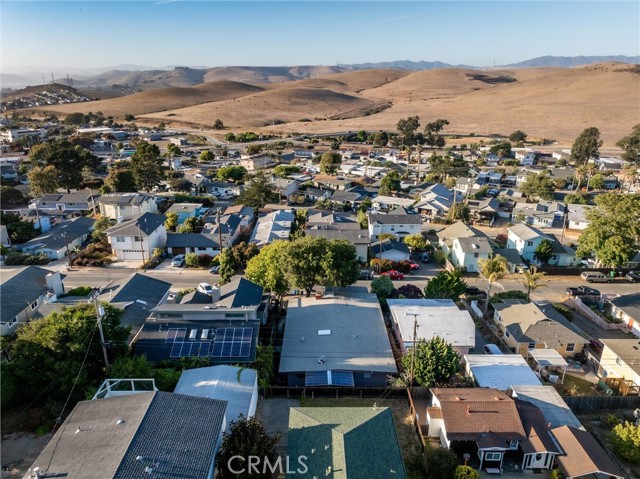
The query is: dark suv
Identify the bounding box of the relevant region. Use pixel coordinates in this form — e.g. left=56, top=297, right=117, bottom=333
left=358, top=270, right=374, bottom=280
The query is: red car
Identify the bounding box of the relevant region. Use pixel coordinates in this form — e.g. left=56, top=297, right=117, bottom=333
left=407, top=260, right=420, bottom=270
left=381, top=270, right=405, bottom=280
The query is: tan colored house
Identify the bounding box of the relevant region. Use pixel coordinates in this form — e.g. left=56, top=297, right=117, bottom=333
left=493, top=301, right=587, bottom=358
left=596, top=338, right=640, bottom=396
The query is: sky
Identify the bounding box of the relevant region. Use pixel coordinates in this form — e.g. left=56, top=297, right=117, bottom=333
left=1, top=1, right=639, bottom=72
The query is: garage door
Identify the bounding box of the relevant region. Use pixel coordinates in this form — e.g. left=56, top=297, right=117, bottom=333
left=171, top=247, right=186, bottom=255
left=120, top=249, right=144, bottom=261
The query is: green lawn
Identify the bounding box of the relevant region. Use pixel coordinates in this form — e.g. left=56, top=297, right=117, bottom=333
left=553, top=374, right=596, bottom=396
left=298, top=398, right=427, bottom=479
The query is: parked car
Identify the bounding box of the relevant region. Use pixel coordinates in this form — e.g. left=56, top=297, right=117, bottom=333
left=197, top=282, right=213, bottom=295
left=625, top=271, right=640, bottom=283
left=381, top=270, right=405, bottom=280
left=358, top=269, right=374, bottom=280
left=407, top=260, right=420, bottom=270
left=464, top=286, right=487, bottom=298
left=209, top=265, right=221, bottom=274
left=566, top=286, right=601, bottom=297
left=483, top=344, right=503, bottom=355
left=171, top=254, right=185, bottom=267
left=580, top=271, right=612, bottom=283
left=419, top=252, right=431, bottom=263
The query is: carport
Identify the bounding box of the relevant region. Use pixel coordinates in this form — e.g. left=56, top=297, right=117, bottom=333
left=529, top=348, right=568, bottom=384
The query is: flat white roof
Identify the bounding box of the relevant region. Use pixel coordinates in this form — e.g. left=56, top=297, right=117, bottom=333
left=464, top=354, right=542, bottom=390
left=529, top=348, right=569, bottom=368
left=174, top=365, right=257, bottom=423
left=388, top=299, right=475, bottom=348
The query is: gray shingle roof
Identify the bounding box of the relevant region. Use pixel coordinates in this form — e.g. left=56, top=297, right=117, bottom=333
left=508, top=223, right=549, bottom=241
left=455, top=236, right=493, bottom=254
left=105, top=213, right=165, bottom=237
left=370, top=239, right=410, bottom=256
left=217, top=277, right=263, bottom=308
left=0, top=266, right=54, bottom=322
left=368, top=212, right=422, bottom=225
left=609, top=293, right=640, bottom=321
left=166, top=233, right=220, bottom=248
left=305, top=228, right=370, bottom=245
left=99, top=193, right=153, bottom=206
left=20, top=216, right=95, bottom=251
left=28, top=391, right=227, bottom=479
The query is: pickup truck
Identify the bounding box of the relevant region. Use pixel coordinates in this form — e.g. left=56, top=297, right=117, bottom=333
left=566, top=286, right=601, bottom=297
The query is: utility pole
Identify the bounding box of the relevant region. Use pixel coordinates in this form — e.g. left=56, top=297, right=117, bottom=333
left=404, top=311, right=419, bottom=387
left=138, top=225, right=146, bottom=271
left=216, top=207, right=224, bottom=253
left=63, top=232, right=74, bottom=268
left=94, top=298, right=110, bottom=372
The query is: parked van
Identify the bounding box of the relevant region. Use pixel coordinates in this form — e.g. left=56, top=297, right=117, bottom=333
left=580, top=272, right=612, bottom=283
left=483, top=344, right=503, bottom=355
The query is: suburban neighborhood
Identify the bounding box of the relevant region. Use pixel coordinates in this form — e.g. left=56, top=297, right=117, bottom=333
left=1, top=27, right=639, bottom=477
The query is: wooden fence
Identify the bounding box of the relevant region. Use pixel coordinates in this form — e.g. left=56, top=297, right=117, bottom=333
left=563, top=395, right=640, bottom=411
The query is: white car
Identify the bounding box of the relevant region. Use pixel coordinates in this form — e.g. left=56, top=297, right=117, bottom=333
left=171, top=254, right=185, bottom=267
left=197, top=282, right=213, bottom=295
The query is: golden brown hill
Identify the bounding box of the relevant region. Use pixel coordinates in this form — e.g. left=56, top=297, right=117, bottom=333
left=140, top=87, right=380, bottom=127
left=42, top=80, right=264, bottom=117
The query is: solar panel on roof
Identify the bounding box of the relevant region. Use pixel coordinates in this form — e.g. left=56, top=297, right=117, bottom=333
left=211, top=327, right=253, bottom=358
left=166, top=328, right=178, bottom=343
left=174, top=328, right=187, bottom=341
left=332, top=371, right=355, bottom=387
left=170, top=341, right=183, bottom=358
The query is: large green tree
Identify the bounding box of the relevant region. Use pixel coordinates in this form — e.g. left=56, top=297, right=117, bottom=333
left=30, top=139, right=100, bottom=192
left=401, top=337, right=460, bottom=387
left=236, top=171, right=278, bottom=209
left=404, top=233, right=427, bottom=251
left=283, top=236, right=329, bottom=296
left=576, top=193, right=640, bottom=267
left=509, top=130, right=528, bottom=145
left=571, top=127, right=602, bottom=166
left=423, top=270, right=468, bottom=301
left=321, top=239, right=360, bottom=288
left=219, top=248, right=236, bottom=285
left=379, top=171, right=401, bottom=195
left=490, top=141, right=512, bottom=158
left=199, top=150, right=214, bottom=162
left=215, top=416, right=280, bottom=479
left=397, top=116, right=420, bottom=146
left=130, top=141, right=164, bottom=191
left=217, top=165, right=247, bottom=182
left=519, top=171, right=554, bottom=200
left=534, top=239, right=554, bottom=264
left=245, top=241, right=290, bottom=302
left=27, top=165, right=58, bottom=197
left=320, top=151, right=342, bottom=175
left=370, top=275, right=394, bottom=298
left=609, top=421, right=640, bottom=464
left=616, top=124, right=640, bottom=164
left=105, top=167, right=137, bottom=192
left=424, top=119, right=449, bottom=149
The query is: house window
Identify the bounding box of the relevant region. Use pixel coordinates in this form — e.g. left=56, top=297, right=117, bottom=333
left=528, top=342, right=537, bottom=349
left=526, top=241, right=533, bottom=247
left=30, top=300, right=38, bottom=310
left=474, top=253, right=479, bottom=258
left=6, top=317, right=18, bottom=326
left=505, top=330, right=510, bottom=338
left=484, top=452, right=502, bottom=461
left=133, top=236, right=141, bottom=242
left=566, top=343, right=575, bottom=352
left=509, top=440, right=519, bottom=449
left=225, top=313, right=246, bottom=318
left=116, top=236, right=125, bottom=243
left=552, top=254, right=558, bottom=260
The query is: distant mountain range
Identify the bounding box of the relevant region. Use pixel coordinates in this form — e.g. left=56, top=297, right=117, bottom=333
left=2, top=55, right=638, bottom=90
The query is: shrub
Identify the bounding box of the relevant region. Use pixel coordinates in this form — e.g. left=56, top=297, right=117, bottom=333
left=490, top=290, right=529, bottom=303
left=370, top=275, right=394, bottom=298
left=66, top=286, right=93, bottom=297
left=390, top=284, right=424, bottom=299
left=197, top=254, right=213, bottom=267
left=433, top=250, right=447, bottom=265
left=610, top=421, right=640, bottom=463
left=370, top=258, right=393, bottom=273
left=392, top=260, right=411, bottom=274
left=605, top=414, right=621, bottom=429
left=153, top=248, right=164, bottom=258
left=4, top=252, right=50, bottom=265
left=185, top=252, right=199, bottom=268
left=427, top=447, right=460, bottom=479
left=553, top=303, right=573, bottom=320
left=454, top=465, right=480, bottom=479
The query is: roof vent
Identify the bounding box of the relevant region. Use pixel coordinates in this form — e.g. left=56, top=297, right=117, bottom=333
left=116, top=419, right=125, bottom=425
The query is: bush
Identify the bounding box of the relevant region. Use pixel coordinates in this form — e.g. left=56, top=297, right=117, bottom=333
left=490, top=290, right=529, bottom=303
left=185, top=252, right=199, bottom=268
left=66, top=286, right=93, bottom=297
left=605, top=414, right=621, bottom=429
left=610, top=421, right=640, bottom=463
left=389, top=284, right=424, bottom=299
left=4, top=252, right=50, bottom=265
left=197, top=254, right=213, bottom=267
left=392, top=260, right=412, bottom=274
left=427, top=447, right=460, bottom=479
left=370, top=275, right=394, bottom=298
left=553, top=303, right=573, bottom=320
left=370, top=258, right=393, bottom=273
left=549, top=469, right=565, bottom=479
left=454, top=465, right=480, bottom=479
left=433, top=250, right=447, bottom=265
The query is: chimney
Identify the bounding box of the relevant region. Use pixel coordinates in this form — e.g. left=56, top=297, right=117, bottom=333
left=210, top=285, right=221, bottom=303
left=46, top=271, right=64, bottom=296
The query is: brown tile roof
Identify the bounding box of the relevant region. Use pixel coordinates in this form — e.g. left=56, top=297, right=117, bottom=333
left=515, top=400, right=562, bottom=455
left=551, top=425, right=625, bottom=478
left=427, top=407, right=442, bottom=419
left=431, top=388, right=526, bottom=443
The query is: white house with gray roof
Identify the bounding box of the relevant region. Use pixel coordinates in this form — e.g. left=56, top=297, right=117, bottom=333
left=367, top=206, right=421, bottom=241
left=507, top=224, right=576, bottom=266
left=279, top=291, right=397, bottom=386
left=437, top=221, right=485, bottom=256
left=566, top=204, right=594, bottom=231
left=20, top=216, right=95, bottom=260
left=105, top=212, right=166, bottom=261
left=451, top=236, right=493, bottom=272
left=36, top=189, right=100, bottom=216
left=99, top=193, right=158, bottom=220
left=249, top=209, right=294, bottom=247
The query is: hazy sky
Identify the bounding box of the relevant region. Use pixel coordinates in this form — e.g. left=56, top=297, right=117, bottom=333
left=2, top=1, right=639, bottom=72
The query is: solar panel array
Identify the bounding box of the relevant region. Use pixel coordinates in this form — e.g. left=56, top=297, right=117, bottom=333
left=165, top=327, right=253, bottom=359
left=304, top=370, right=355, bottom=387
left=211, top=327, right=253, bottom=358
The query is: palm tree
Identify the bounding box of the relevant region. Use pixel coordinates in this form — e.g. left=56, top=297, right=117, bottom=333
left=518, top=270, right=548, bottom=301
left=478, top=254, right=509, bottom=314
left=584, top=163, right=598, bottom=192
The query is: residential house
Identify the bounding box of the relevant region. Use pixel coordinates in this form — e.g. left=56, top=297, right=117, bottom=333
left=493, top=301, right=587, bottom=358
left=367, top=207, right=421, bottom=241
left=306, top=211, right=359, bottom=229
left=413, top=184, right=463, bottom=219
left=99, top=193, right=158, bottom=220
left=0, top=163, right=18, bottom=181
left=509, top=385, right=583, bottom=430
left=596, top=156, right=627, bottom=171
left=371, top=195, right=416, bottom=211
left=0, top=266, right=64, bottom=335
left=287, top=407, right=407, bottom=479
left=329, top=188, right=363, bottom=206
left=370, top=238, right=412, bottom=262
left=595, top=339, right=640, bottom=395
left=455, top=177, right=475, bottom=196
left=165, top=202, right=204, bottom=224
left=493, top=248, right=527, bottom=273
left=249, top=209, right=295, bottom=247
left=306, top=228, right=370, bottom=262
left=100, top=273, right=171, bottom=344
left=507, top=224, right=576, bottom=266
left=303, top=187, right=331, bottom=203
left=388, top=299, right=475, bottom=354
left=175, top=366, right=258, bottom=428
left=566, top=204, right=593, bottom=231
left=608, top=293, right=640, bottom=338
left=312, top=174, right=354, bottom=191
left=271, top=177, right=300, bottom=200
left=551, top=426, right=625, bottom=479
left=427, top=388, right=527, bottom=471
left=451, top=236, right=493, bottom=273
left=166, top=233, right=220, bottom=257
left=437, top=221, right=485, bottom=256
left=240, top=154, right=276, bottom=171
left=279, top=291, right=397, bottom=386
left=222, top=204, right=255, bottom=235
left=135, top=278, right=268, bottom=362
left=204, top=214, right=242, bottom=247
left=203, top=180, right=239, bottom=197
left=466, top=197, right=501, bottom=223
left=20, top=216, right=95, bottom=260
left=36, top=189, right=100, bottom=216
left=105, top=212, right=167, bottom=261
left=511, top=201, right=565, bottom=228
left=514, top=400, right=563, bottom=470
left=464, top=354, right=542, bottom=390
left=25, top=391, right=227, bottom=479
